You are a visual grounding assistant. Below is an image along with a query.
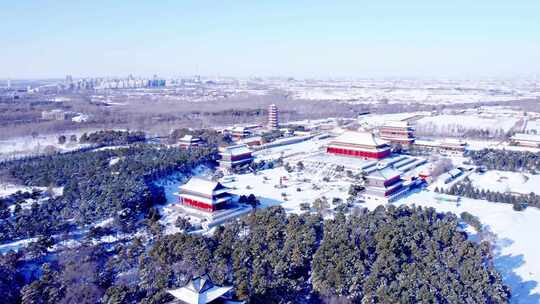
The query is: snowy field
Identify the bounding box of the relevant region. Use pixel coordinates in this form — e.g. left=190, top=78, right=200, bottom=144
left=416, top=114, right=520, bottom=133
left=0, top=132, right=94, bottom=161
left=469, top=171, right=540, bottom=195
left=358, top=112, right=430, bottom=126
left=254, top=137, right=329, bottom=161
left=288, top=84, right=534, bottom=105
left=525, top=120, right=540, bottom=134
left=224, top=166, right=351, bottom=214
left=0, top=184, right=33, bottom=198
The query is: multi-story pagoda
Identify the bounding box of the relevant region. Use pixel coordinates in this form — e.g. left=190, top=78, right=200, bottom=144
left=363, top=167, right=408, bottom=203
left=379, top=121, right=415, bottom=145
left=179, top=135, right=203, bottom=149
left=218, top=144, right=253, bottom=170
left=267, top=104, right=279, bottom=130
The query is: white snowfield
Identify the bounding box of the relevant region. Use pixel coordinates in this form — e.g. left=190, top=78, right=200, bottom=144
left=286, top=80, right=535, bottom=105
left=0, top=184, right=33, bottom=198
left=225, top=166, right=351, bottom=214
left=469, top=171, right=540, bottom=195
left=525, top=120, right=540, bottom=134
left=416, top=114, right=520, bottom=133
left=0, top=132, right=95, bottom=161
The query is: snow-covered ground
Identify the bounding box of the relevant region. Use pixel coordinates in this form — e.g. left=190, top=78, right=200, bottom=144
left=416, top=114, right=520, bottom=133
left=0, top=132, right=93, bottom=161
left=469, top=171, right=540, bottom=195
left=225, top=166, right=351, bottom=214
left=0, top=184, right=62, bottom=202
left=0, top=184, right=33, bottom=198
left=358, top=112, right=430, bottom=126
left=525, top=120, right=540, bottom=134
left=286, top=80, right=535, bottom=105
left=0, top=238, right=37, bottom=254
left=254, top=137, right=329, bottom=161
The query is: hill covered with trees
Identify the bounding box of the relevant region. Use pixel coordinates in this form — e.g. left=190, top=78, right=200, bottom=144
left=0, top=143, right=216, bottom=243
left=1, top=206, right=510, bottom=304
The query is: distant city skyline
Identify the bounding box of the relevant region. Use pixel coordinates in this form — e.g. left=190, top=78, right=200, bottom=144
left=2, top=1, right=539, bottom=79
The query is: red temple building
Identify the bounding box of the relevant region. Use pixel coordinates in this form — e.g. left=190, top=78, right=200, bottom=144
left=218, top=144, right=254, bottom=170
left=378, top=121, right=415, bottom=145
left=230, top=126, right=252, bottom=140
left=178, top=177, right=233, bottom=212
left=179, top=135, right=203, bottom=149
left=326, top=131, right=391, bottom=159
left=363, top=167, right=408, bottom=203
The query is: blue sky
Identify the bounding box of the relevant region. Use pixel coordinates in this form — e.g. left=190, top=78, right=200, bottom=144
left=2, top=1, right=539, bottom=79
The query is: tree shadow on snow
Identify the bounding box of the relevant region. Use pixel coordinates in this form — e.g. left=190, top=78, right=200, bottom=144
left=257, top=197, right=283, bottom=208
left=492, top=237, right=540, bottom=304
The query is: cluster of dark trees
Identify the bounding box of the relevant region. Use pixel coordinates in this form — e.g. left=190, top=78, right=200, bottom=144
left=466, top=149, right=540, bottom=173
left=0, top=190, right=42, bottom=220
left=436, top=178, right=538, bottom=210
left=463, top=128, right=509, bottom=139
left=237, top=194, right=260, bottom=208
left=261, top=129, right=283, bottom=143
left=0, top=144, right=216, bottom=243
left=57, top=134, right=78, bottom=144
left=460, top=211, right=483, bottom=231
left=0, top=205, right=510, bottom=304
left=78, top=130, right=147, bottom=146
left=167, top=128, right=233, bottom=147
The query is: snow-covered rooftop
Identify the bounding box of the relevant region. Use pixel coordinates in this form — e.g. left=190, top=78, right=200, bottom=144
left=332, top=131, right=388, bottom=147
left=220, top=144, right=252, bottom=156
left=382, top=120, right=411, bottom=128
left=168, top=274, right=233, bottom=304
left=179, top=177, right=228, bottom=196
left=511, top=133, right=540, bottom=142
left=180, top=134, right=197, bottom=142
left=367, top=167, right=401, bottom=181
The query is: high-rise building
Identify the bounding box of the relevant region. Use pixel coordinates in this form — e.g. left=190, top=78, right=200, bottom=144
left=267, top=104, right=279, bottom=130
left=6, top=78, right=11, bottom=89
